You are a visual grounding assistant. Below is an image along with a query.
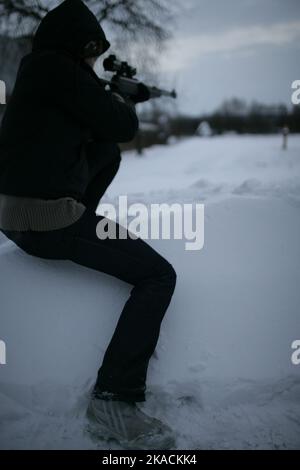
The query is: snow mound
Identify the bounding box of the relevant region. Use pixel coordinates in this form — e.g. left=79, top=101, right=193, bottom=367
left=1, top=192, right=300, bottom=449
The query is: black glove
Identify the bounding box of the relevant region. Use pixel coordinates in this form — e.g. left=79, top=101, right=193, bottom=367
left=131, top=82, right=151, bottom=104
left=110, top=79, right=150, bottom=104
left=112, top=92, right=136, bottom=112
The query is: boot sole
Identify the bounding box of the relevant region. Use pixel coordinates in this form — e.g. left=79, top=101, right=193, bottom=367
left=86, top=403, right=176, bottom=450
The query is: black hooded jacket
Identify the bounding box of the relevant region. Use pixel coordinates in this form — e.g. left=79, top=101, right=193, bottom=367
left=0, top=0, right=138, bottom=201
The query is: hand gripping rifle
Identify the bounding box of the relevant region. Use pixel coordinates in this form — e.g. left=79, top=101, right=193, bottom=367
left=100, top=54, right=177, bottom=101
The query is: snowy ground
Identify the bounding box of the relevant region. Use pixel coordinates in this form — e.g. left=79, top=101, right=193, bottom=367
left=1, top=134, right=300, bottom=449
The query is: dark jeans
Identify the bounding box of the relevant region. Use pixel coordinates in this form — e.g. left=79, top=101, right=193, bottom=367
left=0, top=161, right=177, bottom=402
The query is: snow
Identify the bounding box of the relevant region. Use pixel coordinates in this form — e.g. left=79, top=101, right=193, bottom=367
left=1, top=134, right=300, bottom=449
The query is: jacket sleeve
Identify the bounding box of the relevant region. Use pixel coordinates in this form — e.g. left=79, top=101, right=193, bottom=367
left=42, top=53, right=139, bottom=143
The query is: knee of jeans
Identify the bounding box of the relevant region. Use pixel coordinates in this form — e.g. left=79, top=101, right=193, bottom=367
left=155, top=259, right=177, bottom=290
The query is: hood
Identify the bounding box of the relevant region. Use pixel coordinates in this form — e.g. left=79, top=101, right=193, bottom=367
left=32, top=0, right=110, bottom=58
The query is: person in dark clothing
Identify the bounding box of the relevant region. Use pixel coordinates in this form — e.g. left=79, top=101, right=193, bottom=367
left=0, top=0, right=177, bottom=449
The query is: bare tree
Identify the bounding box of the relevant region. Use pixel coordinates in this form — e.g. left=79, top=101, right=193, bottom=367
left=0, top=0, right=178, bottom=117
left=0, top=0, right=174, bottom=45
left=0, top=0, right=177, bottom=87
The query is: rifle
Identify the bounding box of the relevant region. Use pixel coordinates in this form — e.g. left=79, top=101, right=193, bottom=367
left=99, top=55, right=177, bottom=100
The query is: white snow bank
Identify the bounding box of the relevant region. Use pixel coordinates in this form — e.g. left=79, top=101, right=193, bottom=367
left=1, top=134, right=300, bottom=449
left=105, top=134, right=300, bottom=205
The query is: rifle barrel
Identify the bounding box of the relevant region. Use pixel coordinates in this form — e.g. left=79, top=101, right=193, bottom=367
left=148, top=86, right=177, bottom=99
left=98, top=78, right=177, bottom=100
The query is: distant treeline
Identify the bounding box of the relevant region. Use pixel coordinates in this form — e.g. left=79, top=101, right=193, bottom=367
left=169, top=99, right=300, bottom=137
left=120, top=99, right=300, bottom=153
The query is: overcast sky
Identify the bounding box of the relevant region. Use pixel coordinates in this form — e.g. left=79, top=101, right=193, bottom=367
left=161, top=0, right=300, bottom=115
left=5, top=0, right=299, bottom=117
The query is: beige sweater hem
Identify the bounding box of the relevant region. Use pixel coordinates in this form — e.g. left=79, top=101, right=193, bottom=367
left=0, top=193, right=86, bottom=231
